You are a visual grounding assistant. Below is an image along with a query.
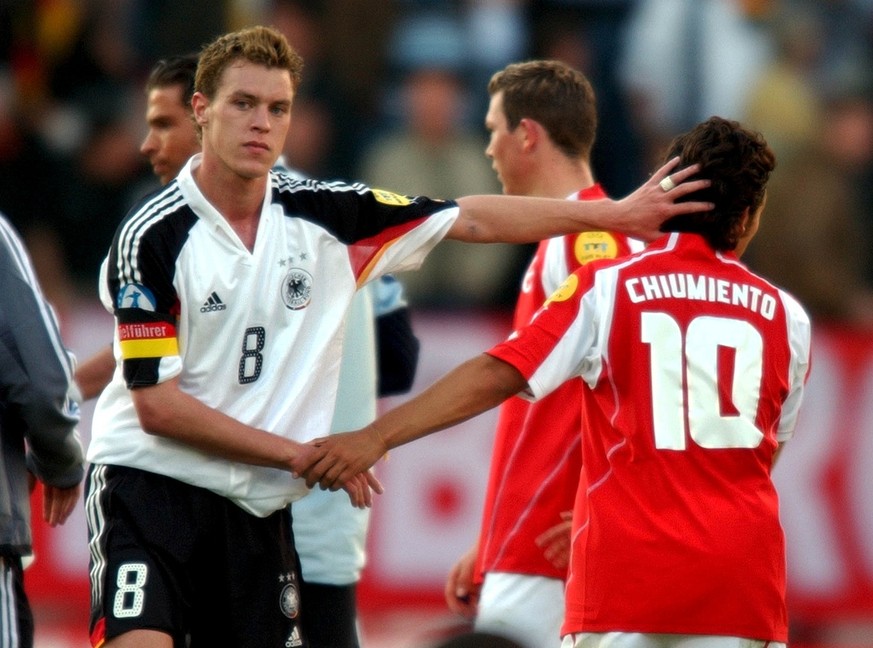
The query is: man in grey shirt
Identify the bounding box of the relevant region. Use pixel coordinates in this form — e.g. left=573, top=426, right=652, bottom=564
left=0, top=212, right=84, bottom=647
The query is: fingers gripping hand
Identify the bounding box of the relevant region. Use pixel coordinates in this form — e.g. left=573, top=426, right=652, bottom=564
left=302, top=428, right=387, bottom=491
left=445, top=544, right=480, bottom=618
left=535, top=511, right=573, bottom=570
left=341, top=470, right=384, bottom=509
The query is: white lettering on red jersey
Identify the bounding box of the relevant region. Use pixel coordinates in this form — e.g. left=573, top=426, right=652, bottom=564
left=489, top=232, right=811, bottom=641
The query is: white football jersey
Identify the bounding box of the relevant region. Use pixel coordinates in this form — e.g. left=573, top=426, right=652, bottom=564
left=88, top=154, right=457, bottom=517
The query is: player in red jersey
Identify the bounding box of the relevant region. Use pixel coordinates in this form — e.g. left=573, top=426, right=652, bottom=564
left=444, top=60, right=643, bottom=647
left=301, top=116, right=811, bottom=648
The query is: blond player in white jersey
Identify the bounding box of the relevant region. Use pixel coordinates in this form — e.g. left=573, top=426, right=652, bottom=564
left=83, top=25, right=711, bottom=648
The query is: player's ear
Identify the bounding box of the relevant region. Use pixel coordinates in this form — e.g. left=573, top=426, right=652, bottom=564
left=739, top=208, right=752, bottom=235
left=735, top=206, right=761, bottom=258
left=192, top=92, right=209, bottom=127
left=518, top=117, right=541, bottom=153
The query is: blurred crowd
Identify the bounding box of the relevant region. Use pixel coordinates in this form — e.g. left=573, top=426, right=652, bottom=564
left=2, top=0, right=873, bottom=322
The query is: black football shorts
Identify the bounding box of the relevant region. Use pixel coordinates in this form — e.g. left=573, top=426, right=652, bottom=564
left=86, top=464, right=307, bottom=648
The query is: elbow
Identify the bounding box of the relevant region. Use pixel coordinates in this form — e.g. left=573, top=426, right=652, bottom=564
left=451, top=199, right=494, bottom=243
left=480, top=355, right=528, bottom=403
left=376, top=309, right=420, bottom=397
left=131, top=388, right=176, bottom=437
left=136, top=409, right=173, bottom=438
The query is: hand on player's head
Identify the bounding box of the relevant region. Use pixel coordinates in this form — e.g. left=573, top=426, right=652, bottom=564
left=615, top=158, right=713, bottom=242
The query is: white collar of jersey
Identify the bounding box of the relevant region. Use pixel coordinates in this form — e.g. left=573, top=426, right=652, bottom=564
left=176, top=154, right=274, bottom=246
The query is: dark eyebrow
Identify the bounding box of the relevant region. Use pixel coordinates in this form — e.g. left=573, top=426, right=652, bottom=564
left=229, top=91, right=258, bottom=102
left=229, top=91, right=291, bottom=111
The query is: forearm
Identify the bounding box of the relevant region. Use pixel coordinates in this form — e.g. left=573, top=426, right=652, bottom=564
left=452, top=195, right=615, bottom=243
left=373, top=354, right=525, bottom=450
left=24, top=414, right=84, bottom=488
left=451, top=159, right=712, bottom=244
left=1, top=346, right=84, bottom=487
left=132, top=380, right=303, bottom=470
left=75, top=345, right=116, bottom=401
left=299, top=354, right=526, bottom=491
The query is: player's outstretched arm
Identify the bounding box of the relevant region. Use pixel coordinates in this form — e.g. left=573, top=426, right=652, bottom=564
left=450, top=158, right=711, bottom=244
left=298, top=354, right=527, bottom=491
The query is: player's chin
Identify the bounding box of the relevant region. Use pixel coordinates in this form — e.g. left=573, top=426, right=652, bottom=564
left=236, top=157, right=275, bottom=179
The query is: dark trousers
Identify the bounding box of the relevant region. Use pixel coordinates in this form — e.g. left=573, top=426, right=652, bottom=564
left=300, top=581, right=359, bottom=648
left=0, top=554, right=34, bottom=648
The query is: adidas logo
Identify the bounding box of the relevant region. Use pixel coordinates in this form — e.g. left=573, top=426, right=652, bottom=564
left=200, top=291, right=227, bottom=313
left=285, top=626, right=303, bottom=647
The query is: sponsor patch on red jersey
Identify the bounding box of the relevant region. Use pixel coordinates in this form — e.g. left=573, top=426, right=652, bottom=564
left=573, top=231, right=620, bottom=264
left=545, top=273, right=580, bottom=306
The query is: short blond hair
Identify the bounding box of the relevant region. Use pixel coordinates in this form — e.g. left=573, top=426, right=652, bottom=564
left=195, top=25, right=303, bottom=101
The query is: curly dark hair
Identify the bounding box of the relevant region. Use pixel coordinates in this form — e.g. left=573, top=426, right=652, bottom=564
left=660, top=116, right=776, bottom=251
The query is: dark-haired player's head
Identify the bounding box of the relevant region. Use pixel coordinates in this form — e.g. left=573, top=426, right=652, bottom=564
left=140, top=54, right=201, bottom=185
left=661, top=116, right=776, bottom=255
left=146, top=55, right=198, bottom=104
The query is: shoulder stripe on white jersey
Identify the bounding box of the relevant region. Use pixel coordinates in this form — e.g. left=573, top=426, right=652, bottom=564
left=116, top=187, right=186, bottom=285
left=272, top=172, right=368, bottom=197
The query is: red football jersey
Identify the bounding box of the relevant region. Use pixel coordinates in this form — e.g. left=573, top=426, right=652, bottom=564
left=489, top=233, right=811, bottom=641
left=476, top=185, right=642, bottom=580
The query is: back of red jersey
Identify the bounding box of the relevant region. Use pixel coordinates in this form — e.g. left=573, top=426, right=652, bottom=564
left=489, top=232, right=812, bottom=640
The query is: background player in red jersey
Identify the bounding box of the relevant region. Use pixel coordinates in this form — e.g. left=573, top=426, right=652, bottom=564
left=301, top=116, right=812, bottom=648
left=444, top=59, right=643, bottom=647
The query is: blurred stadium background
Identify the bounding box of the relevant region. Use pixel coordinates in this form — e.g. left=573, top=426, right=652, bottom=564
left=5, top=1, right=873, bottom=646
